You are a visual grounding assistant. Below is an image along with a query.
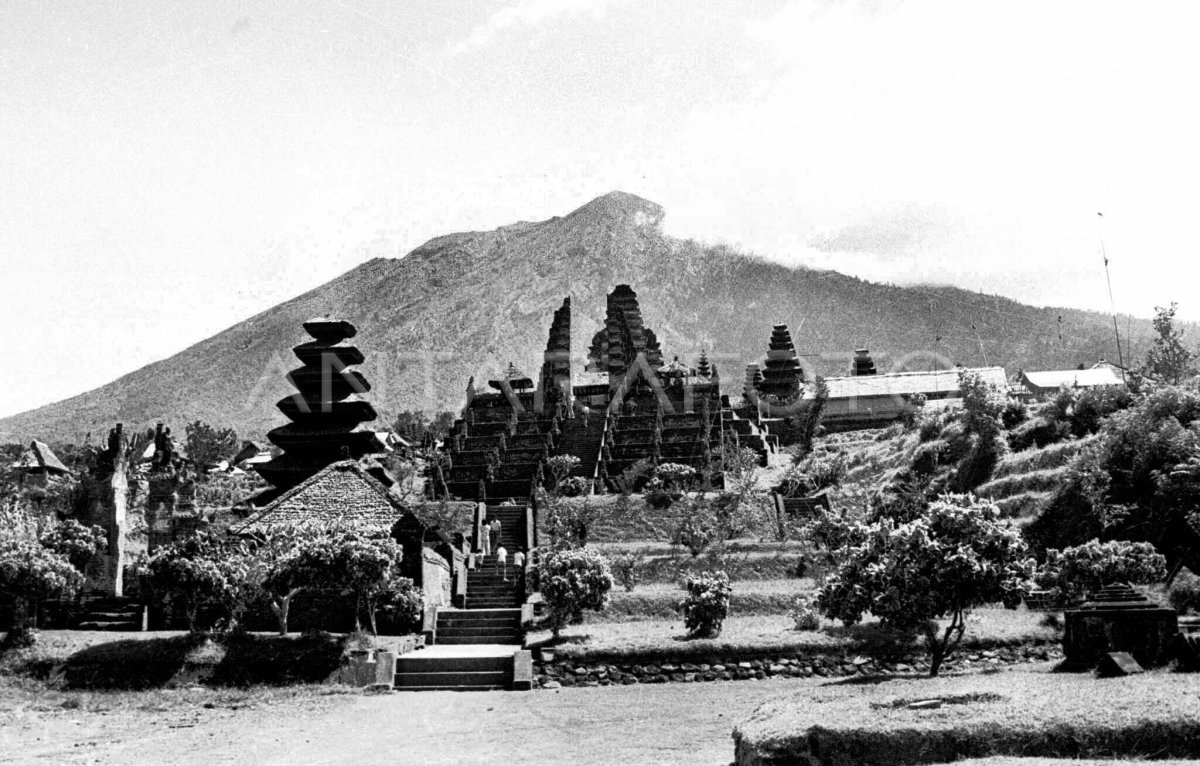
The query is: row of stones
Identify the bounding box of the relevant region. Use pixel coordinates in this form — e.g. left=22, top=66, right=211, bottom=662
left=534, top=643, right=1063, bottom=689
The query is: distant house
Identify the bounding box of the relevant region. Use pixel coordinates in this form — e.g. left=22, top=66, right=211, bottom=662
left=231, top=440, right=272, bottom=468
left=822, top=363, right=1010, bottom=432
left=230, top=460, right=466, bottom=607
left=11, top=440, right=71, bottom=483
left=1018, top=365, right=1126, bottom=397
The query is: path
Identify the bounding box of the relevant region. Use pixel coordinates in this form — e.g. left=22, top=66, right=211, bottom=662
left=3, top=676, right=816, bottom=766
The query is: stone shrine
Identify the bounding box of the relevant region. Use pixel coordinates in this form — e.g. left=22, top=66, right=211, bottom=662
left=1062, top=583, right=1178, bottom=669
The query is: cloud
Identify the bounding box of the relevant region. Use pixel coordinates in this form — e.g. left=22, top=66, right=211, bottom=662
left=808, top=205, right=947, bottom=255
left=446, top=0, right=615, bottom=56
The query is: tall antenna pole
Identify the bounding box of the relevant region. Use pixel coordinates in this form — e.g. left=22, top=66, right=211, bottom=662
left=1098, top=212, right=1128, bottom=383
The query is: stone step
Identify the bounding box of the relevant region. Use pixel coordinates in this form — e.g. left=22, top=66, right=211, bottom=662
left=397, top=655, right=509, bottom=673
left=436, top=634, right=523, bottom=645
left=437, top=626, right=521, bottom=639
left=437, top=614, right=517, bottom=626
left=395, top=671, right=508, bottom=688
left=439, top=608, right=521, bottom=618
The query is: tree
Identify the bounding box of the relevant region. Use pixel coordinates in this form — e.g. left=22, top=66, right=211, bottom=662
left=137, top=533, right=233, bottom=632
left=817, top=495, right=1034, bottom=676
left=546, top=454, right=581, bottom=494
left=679, top=570, right=732, bottom=638
left=539, top=546, right=614, bottom=637
left=327, top=531, right=405, bottom=635
left=0, top=503, right=93, bottom=639
left=184, top=420, right=239, bottom=468
left=1143, top=303, right=1197, bottom=384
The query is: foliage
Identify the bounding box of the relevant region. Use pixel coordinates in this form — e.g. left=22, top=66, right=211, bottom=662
left=1168, top=571, right=1200, bottom=615
left=816, top=494, right=1034, bottom=676
left=539, top=546, right=613, bottom=637
left=654, top=462, right=697, bottom=491
left=1143, top=302, right=1197, bottom=384
left=1036, top=538, right=1166, bottom=603
left=777, top=450, right=846, bottom=498
left=678, top=570, right=732, bottom=638
left=322, top=531, right=406, bottom=635
left=37, top=519, right=106, bottom=571
left=721, top=444, right=762, bottom=500
left=787, top=377, right=829, bottom=453
left=674, top=509, right=716, bottom=557
left=391, top=410, right=455, bottom=445
left=539, top=489, right=599, bottom=547
left=184, top=420, right=239, bottom=468
left=546, top=454, right=581, bottom=492
left=137, top=533, right=236, bottom=632
left=1007, top=416, right=1070, bottom=452
left=377, top=576, right=424, bottom=634
left=558, top=476, right=591, bottom=497
left=609, top=551, right=644, bottom=592
left=789, top=595, right=820, bottom=631
left=1000, top=398, right=1028, bottom=429
left=616, top=458, right=655, bottom=495
left=1026, top=384, right=1200, bottom=558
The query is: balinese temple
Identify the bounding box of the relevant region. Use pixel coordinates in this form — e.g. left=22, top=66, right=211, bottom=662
left=695, top=350, right=713, bottom=379
left=256, top=318, right=386, bottom=493
left=436, top=284, right=726, bottom=500
left=757, top=324, right=805, bottom=401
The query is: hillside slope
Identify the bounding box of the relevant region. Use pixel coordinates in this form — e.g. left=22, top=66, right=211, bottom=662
left=0, top=192, right=1158, bottom=442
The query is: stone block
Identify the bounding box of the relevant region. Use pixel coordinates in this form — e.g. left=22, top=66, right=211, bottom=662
left=1096, top=651, right=1144, bottom=678
left=512, top=650, right=533, bottom=691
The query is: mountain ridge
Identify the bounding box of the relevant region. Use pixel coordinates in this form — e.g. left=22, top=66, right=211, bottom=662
left=0, top=193, right=1162, bottom=443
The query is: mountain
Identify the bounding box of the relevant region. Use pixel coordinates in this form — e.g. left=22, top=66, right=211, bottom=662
left=0, top=191, right=1160, bottom=443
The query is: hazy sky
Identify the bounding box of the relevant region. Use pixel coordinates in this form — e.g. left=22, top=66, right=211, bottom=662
left=3, top=0, right=1199, bottom=417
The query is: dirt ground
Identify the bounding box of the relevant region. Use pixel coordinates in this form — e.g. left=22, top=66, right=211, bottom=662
left=1, top=674, right=816, bottom=766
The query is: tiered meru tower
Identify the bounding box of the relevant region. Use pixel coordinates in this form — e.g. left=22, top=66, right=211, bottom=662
left=257, top=318, right=380, bottom=491
left=539, top=297, right=571, bottom=406
left=757, top=324, right=805, bottom=401
left=588, top=284, right=663, bottom=379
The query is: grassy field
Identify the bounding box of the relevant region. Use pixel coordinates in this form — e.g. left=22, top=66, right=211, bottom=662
left=603, top=578, right=816, bottom=619
left=529, top=607, right=1058, bottom=663
left=734, top=667, right=1200, bottom=765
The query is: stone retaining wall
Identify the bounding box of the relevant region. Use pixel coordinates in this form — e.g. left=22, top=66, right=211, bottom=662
left=534, top=642, right=1062, bottom=688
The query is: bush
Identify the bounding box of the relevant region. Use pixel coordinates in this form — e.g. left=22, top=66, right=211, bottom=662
left=378, top=577, right=424, bottom=633
left=674, top=513, right=715, bottom=557
left=789, top=595, right=820, bottom=631
left=558, top=476, right=591, bottom=497
left=678, top=570, right=731, bottom=638
left=655, top=463, right=697, bottom=491
left=609, top=552, right=643, bottom=592
left=1168, top=571, right=1200, bottom=615
left=1037, top=538, right=1166, bottom=603
left=540, top=546, right=614, bottom=637
left=1000, top=398, right=1029, bottom=429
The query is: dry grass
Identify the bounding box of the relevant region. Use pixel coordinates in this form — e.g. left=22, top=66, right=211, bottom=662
left=990, top=436, right=1097, bottom=480
left=975, top=467, right=1069, bottom=500
left=734, top=668, right=1200, bottom=764
left=604, top=578, right=818, bottom=620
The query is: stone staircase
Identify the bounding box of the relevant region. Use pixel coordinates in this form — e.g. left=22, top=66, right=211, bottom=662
left=74, top=595, right=147, bottom=632
left=393, top=502, right=533, bottom=692
left=556, top=416, right=605, bottom=486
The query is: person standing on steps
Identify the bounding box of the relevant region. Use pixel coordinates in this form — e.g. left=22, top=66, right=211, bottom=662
left=513, top=548, right=526, bottom=592
left=480, top=514, right=492, bottom=557
left=489, top=517, right=502, bottom=554
left=496, top=544, right=509, bottom=582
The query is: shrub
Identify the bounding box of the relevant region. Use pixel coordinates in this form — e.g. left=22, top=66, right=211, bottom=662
left=546, top=454, right=581, bottom=491
left=678, top=570, right=731, bottom=638
left=1000, top=398, right=1029, bottom=430
left=655, top=463, right=697, bottom=491
left=674, top=513, right=716, bottom=557
left=378, top=577, right=424, bottom=633
left=558, top=476, right=591, bottom=497
left=540, top=546, right=614, bottom=637
left=1168, top=571, right=1200, bottom=615
left=817, top=494, right=1034, bottom=676
left=789, top=595, right=820, bottom=631
left=609, top=552, right=643, bottom=592
left=1037, top=539, right=1167, bottom=603
left=138, top=533, right=235, bottom=632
